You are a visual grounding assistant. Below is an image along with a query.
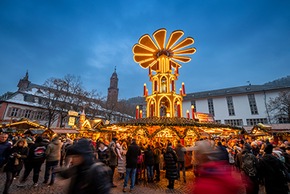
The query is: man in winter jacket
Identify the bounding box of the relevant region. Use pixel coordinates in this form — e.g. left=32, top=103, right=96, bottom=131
left=175, top=140, right=187, bottom=183
left=123, top=139, right=141, bottom=192
left=44, top=136, right=62, bottom=186
left=0, top=133, right=11, bottom=168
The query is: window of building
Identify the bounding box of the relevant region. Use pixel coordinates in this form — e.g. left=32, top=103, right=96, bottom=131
left=191, top=100, right=196, bottom=111
left=36, top=112, right=43, bottom=120
left=207, top=98, right=215, bottom=116
left=278, top=117, right=289, bottom=123
left=215, top=120, right=221, bottom=124
left=246, top=118, right=268, bottom=126
left=248, top=94, right=258, bottom=115
left=10, top=108, right=19, bottom=117
left=24, top=95, right=35, bottom=103
left=24, top=110, right=32, bottom=118
left=224, top=119, right=243, bottom=126
left=226, top=96, right=235, bottom=116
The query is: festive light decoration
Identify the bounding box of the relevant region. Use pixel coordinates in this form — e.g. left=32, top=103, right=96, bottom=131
left=133, top=28, right=196, bottom=118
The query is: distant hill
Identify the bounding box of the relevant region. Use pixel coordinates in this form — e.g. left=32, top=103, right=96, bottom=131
left=126, top=96, right=145, bottom=106
left=264, top=75, right=290, bottom=86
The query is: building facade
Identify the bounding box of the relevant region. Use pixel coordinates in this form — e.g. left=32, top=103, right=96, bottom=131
left=0, top=72, right=132, bottom=128
left=183, top=82, right=290, bottom=127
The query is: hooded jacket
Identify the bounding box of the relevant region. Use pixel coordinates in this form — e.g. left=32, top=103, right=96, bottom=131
left=164, top=146, right=178, bottom=180
left=45, top=138, right=62, bottom=162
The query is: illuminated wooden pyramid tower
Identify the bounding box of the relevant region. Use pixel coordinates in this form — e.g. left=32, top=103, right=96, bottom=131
left=133, top=28, right=196, bottom=118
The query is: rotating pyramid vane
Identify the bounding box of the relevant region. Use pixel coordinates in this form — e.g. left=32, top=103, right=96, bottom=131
left=133, top=28, right=196, bottom=71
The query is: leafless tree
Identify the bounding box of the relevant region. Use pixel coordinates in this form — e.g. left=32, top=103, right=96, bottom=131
left=267, top=90, right=290, bottom=123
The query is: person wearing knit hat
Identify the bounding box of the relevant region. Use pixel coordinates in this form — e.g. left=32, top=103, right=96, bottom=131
left=57, top=138, right=111, bottom=194
left=264, top=143, right=273, bottom=154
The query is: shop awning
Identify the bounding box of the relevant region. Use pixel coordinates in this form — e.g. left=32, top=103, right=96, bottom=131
left=24, top=129, right=47, bottom=135
left=50, top=128, right=79, bottom=134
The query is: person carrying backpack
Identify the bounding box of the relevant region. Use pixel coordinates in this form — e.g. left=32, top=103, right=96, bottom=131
left=18, top=136, right=47, bottom=187
left=258, top=143, right=289, bottom=194
left=236, top=143, right=259, bottom=194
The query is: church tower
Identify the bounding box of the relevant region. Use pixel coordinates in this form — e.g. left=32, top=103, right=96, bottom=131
left=17, top=71, right=31, bottom=91
left=107, top=67, right=119, bottom=107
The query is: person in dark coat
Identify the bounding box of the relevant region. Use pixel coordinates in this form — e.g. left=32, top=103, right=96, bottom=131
left=144, top=145, right=155, bottom=183
left=153, top=142, right=162, bottom=182
left=123, top=139, right=141, bottom=192
left=3, top=138, right=28, bottom=194
left=258, top=143, right=289, bottom=194
left=163, top=143, right=178, bottom=190
left=0, top=133, right=11, bottom=168
left=108, top=137, right=118, bottom=187
left=18, top=136, right=47, bottom=187
left=97, top=141, right=110, bottom=165
left=237, top=143, right=259, bottom=194
left=175, top=140, right=187, bottom=183
left=57, top=138, right=111, bottom=194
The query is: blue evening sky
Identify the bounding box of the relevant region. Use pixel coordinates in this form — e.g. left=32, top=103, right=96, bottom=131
left=0, top=0, right=289, bottom=99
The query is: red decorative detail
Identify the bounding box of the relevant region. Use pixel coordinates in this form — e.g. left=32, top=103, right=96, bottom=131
left=182, top=82, right=185, bottom=95
left=136, top=106, right=139, bottom=119
left=180, top=138, right=185, bottom=145
left=191, top=106, right=195, bottom=120
left=143, top=84, right=146, bottom=96
left=177, top=104, right=181, bottom=118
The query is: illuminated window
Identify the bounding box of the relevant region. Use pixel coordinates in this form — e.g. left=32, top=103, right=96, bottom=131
left=226, top=96, right=235, bottom=116
left=207, top=98, right=215, bottom=116
left=248, top=94, right=258, bottom=115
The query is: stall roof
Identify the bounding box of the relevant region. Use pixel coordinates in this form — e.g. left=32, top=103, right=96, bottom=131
left=3, top=119, right=46, bottom=129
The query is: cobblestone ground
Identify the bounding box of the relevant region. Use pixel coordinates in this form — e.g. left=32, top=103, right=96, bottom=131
left=1, top=165, right=273, bottom=194
left=0, top=166, right=195, bottom=194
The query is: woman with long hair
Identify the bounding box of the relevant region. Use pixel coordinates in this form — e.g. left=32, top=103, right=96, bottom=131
left=3, top=138, right=28, bottom=194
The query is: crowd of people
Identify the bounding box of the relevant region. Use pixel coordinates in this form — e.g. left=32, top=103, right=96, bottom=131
left=192, top=137, right=290, bottom=194
left=1, top=131, right=290, bottom=194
